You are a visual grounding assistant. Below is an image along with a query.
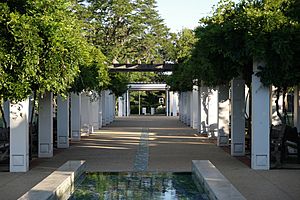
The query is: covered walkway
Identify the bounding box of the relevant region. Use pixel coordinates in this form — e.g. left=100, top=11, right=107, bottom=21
left=0, top=116, right=300, bottom=199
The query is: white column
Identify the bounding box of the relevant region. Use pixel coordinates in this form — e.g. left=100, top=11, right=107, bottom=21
left=251, top=60, right=270, bottom=170
left=81, top=92, right=91, bottom=136
left=10, top=99, right=29, bottom=172
left=200, top=86, right=209, bottom=134
left=91, top=95, right=99, bottom=131
left=187, top=91, right=191, bottom=126
left=217, top=85, right=230, bottom=146
left=105, top=91, right=110, bottom=124
left=166, top=90, right=169, bottom=116
left=190, top=91, right=194, bottom=127
left=57, top=95, right=69, bottom=148
left=179, top=93, right=182, bottom=121
left=208, top=88, right=218, bottom=137
left=118, top=97, right=123, bottom=117
left=71, top=93, right=81, bottom=141
left=38, top=92, right=53, bottom=158
left=183, top=92, right=187, bottom=124
left=3, top=100, right=10, bottom=127
left=126, top=90, right=130, bottom=116
left=197, top=85, right=202, bottom=133
left=98, top=95, right=103, bottom=128
left=101, top=90, right=107, bottom=126
left=231, top=78, right=245, bottom=156
left=294, top=86, right=300, bottom=130
left=192, top=86, right=199, bottom=129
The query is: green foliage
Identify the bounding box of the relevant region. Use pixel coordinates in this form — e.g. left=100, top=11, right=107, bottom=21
left=169, top=0, right=300, bottom=91
left=0, top=0, right=97, bottom=101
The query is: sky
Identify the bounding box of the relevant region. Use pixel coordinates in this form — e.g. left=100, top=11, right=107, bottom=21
left=156, top=0, right=232, bottom=32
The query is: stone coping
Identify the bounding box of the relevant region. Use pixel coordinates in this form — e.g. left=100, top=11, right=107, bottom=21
left=18, top=160, right=86, bottom=200
left=192, top=160, right=245, bottom=200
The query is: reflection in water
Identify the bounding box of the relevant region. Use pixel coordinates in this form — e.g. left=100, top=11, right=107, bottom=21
left=70, top=172, right=209, bottom=200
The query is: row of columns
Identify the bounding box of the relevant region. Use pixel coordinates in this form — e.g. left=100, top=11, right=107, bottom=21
left=7, top=90, right=116, bottom=172
left=117, top=90, right=179, bottom=116
left=179, top=62, right=299, bottom=170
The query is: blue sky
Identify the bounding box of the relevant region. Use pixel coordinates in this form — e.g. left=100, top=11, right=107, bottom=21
left=156, top=0, right=234, bottom=32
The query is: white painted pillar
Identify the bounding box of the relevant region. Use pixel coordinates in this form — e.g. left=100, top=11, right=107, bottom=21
left=98, top=95, right=103, bottom=128
left=181, top=92, right=186, bottom=123
left=166, top=90, right=169, bottom=116
left=183, top=92, right=187, bottom=124
left=187, top=91, right=191, bottom=126
left=200, top=86, right=209, bottom=134
left=294, top=86, right=300, bottom=130
left=217, top=85, right=230, bottom=146
left=197, top=85, right=202, bottom=133
left=10, top=99, right=30, bottom=172
left=101, top=90, right=107, bottom=126
left=126, top=90, right=130, bottom=116
left=3, top=100, right=10, bottom=127
left=173, top=92, right=179, bottom=116
left=57, top=95, right=69, bottom=148
left=190, top=91, right=194, bottom=127
left=71, top=93, right=81, bottom=141
left=208, top=88, right=219, bottom=137
left=251, top=60, right=270, bottom=170
left=118, top=96, right=123, bottom=117
left=105, top=91, right=110, bottom=124
left=123, top=93, right=127, bottom=116
left=192, top=86, right=199, bottom=129
left=38, top=92, right=53, bottom=158
left=91, top=95, right=99, bottom=132
left=179, top=93, right=182, bottom=121
left=81, top=92, right=91, bottom=136
left=231, top=78, right=245, bottom=156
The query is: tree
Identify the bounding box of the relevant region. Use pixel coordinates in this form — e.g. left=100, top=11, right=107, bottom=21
left=0, top=0, right=93, bottom=102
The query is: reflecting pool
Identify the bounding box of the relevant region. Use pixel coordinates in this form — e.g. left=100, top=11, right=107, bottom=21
left=70, top=172, right=209, bottom=200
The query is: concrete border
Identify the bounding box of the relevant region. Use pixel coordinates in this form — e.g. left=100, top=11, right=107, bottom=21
left=18, top=160, right=86, bottom=200
left=192, top=160, right=245, bottom=200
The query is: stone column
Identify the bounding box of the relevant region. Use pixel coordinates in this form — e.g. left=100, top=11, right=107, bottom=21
left=10, top=99, right=30, bottom=172
left=126, top=90, right=130, bottom=116
left=217, top=85, right=230, bottom=146
left=71, top=93, right=81, bottom=141
left=179, top=93, right=182, bottom=121
left=172, top=92, right=179, bottom=116
left=81, top=92, right=91, bottom=136
left=3, top=100, right=10, bottom=127
left=294, top=86, right=300, bottom=130
left=101, top=90, right=107, bottom=126
left=197, top=85, right=202, bottom=133
left=231, top=78, right=245, bottom=156
left=251, top=60, right=270, bottom=170
left=38, top=92, right=53, bottom=158
left=186, top=91, right=191, bottom=126
left=166, top=90, right=169, bottom=116
left=208, top=88, right=218, bottom=137
left=57, top=95, right=69, bottom=148
left=91, top=95, right=99, bottom=132
left=200, top=86, right=209, bottom=134
left=192, top=86, right=199, bottom=129
left=98, top=95, right=103, bottom=128
left=190, top=91, right=194, bottom=127
left=118, top=96, right=123, bottom=117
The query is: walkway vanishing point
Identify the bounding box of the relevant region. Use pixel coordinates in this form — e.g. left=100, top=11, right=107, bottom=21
left=1, top=116, right=300, bottom=200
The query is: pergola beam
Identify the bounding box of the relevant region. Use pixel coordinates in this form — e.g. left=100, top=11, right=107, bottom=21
left=109, top=63, right=175, bottom=72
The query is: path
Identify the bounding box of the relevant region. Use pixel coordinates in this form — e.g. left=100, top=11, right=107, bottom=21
left=0, top=116, right=300, bottom=199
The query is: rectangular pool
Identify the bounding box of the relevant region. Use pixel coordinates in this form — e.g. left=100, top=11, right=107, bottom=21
left=70, top=172, right=209, bottom=200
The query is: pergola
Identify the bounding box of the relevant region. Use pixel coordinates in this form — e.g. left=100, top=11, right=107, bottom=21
left=108, top=63, right=176, bottom=72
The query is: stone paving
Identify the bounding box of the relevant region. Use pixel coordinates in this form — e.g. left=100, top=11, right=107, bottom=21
left=0, top=116, right=300, bottom=200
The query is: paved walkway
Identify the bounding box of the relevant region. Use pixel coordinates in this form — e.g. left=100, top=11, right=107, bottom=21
left=1, top=116, right=300, bottom=199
